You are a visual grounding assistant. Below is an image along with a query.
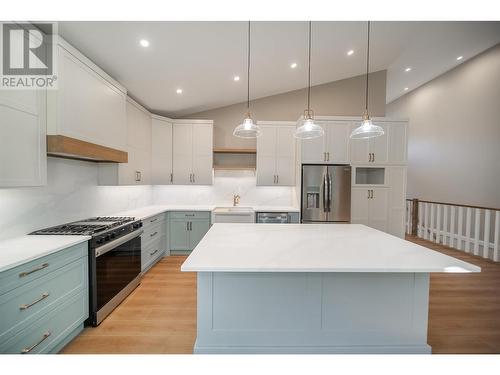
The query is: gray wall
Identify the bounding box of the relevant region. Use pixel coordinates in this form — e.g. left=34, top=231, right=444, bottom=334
left=387, top=44, right=500, bottom=208
left=184, top=71, right=387, bottom=149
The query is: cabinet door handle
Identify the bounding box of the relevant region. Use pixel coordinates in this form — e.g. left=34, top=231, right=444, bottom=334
left=327, top=152, right=330, bottom=161
left=19, top=263, right=49, bottom=278
left=21, top=331, right=51, bottom=354
left=150, top=249, right=159, bottom=257
left=135, top=171, right=141, bottom=182
left=367, top=190, right=370, bottom=199
left=19, top=292, right=50, bottom=310
left=150, top=218, right=158, bottom=223
left=189, top=222, right=192, bottom=231
left=276, top=175, right=279, bottom=184
left=193, top=174, right=195, bottom=183
left=373, top=153, right=375, bottom=162
left=189, top=174, right=192, bottom=183
left=150, top=231, right=158, bottom=238
left=186, top=222, right=189, bottom=231
left=170, top=173, right=173, bottom=183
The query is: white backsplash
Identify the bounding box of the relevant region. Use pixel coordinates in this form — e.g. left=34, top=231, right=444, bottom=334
left=153, top=170, right=297, bottom=207
left=0, top=157, right=153, bottom=241
left=0, top=163, right=297, bottom=241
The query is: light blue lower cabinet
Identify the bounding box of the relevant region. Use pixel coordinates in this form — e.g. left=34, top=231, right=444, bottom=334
left=168, top=211, right=211, bottom=255
left=0, top=242, right=89, bottom=354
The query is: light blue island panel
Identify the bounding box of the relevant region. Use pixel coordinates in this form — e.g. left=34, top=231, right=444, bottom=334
left=195, top=271, right=431, bottom=354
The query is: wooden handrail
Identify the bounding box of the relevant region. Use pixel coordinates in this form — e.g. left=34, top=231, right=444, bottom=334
left=406, top=198, right=499, bottom=212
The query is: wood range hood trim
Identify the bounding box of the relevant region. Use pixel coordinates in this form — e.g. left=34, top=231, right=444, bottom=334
left=46, top=135, right=128, bottom=163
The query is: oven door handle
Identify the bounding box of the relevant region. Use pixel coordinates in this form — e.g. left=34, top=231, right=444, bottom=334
left=95, top=229, right=144, bottom=258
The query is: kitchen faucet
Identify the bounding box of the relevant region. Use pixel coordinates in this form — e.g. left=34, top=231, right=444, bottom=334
left=233, top=194, right=240, bottom=206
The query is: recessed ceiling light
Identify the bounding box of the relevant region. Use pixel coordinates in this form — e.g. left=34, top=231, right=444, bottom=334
left=347, top=50, right=354, bottom=56
left=404, top=87, right=409, bottom=91
left=176, top=89, right=183, bottom=94
left=139, top=39, right=149, bottom=47
left=233, top=76, right=240, bottom=81
left=290, top=62, right=297, bottom=69
left=405, top=67, right=412, bottom=72
left=456, top=56, right=463, bottom=61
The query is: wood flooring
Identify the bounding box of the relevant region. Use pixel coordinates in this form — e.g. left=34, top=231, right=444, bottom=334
left=61, top=237, right=500, bottom=354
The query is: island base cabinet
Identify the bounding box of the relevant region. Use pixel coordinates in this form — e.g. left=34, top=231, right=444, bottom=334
left=194, top=272, right=431, bottom=354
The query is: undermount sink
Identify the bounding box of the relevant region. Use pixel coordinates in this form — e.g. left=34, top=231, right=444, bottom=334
left=212, top=207, right=255, bottom=223
left=213, top=206, right=254, bottom=213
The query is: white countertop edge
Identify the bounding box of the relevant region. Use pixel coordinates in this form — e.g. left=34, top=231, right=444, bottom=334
left=0, top=236, right=91, bottom=273
left=181, top=266, right=481, bottom=273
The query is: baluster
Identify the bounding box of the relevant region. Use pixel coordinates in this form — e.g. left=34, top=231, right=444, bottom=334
left=436, top=204, right=441, bottom=243
left=450, top=206, right=456, bottom=248
left=473, top=209, right=481, bottom=256
left=483, top=210, right=491, bottom=259
left=424, top=203, right=429, bottom=240
left=443, top=205, right=448, bottom=245
left=457, top=207, right=464, bottom=251
left=494, top=211, right=500, bottom=262
left=465, top=207, right=472, bottom=253
left=418, top=201, right=423, bottom=237
left=430, top=204, right=435, bottom=242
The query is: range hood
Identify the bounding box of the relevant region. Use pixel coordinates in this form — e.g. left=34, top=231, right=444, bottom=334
left=47, top=135, right=128, bottom=163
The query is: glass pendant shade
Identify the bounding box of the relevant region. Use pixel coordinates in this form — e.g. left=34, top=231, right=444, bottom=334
left=233, top=116, right=262, bottom=138
left=350, top=114, right=384, bottom=139
left=294, top=115, right=324, bottom=140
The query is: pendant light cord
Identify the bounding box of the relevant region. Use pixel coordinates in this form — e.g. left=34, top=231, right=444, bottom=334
left=365, top=21, right=370, bottom=113
left=247, top=20, right=251, bottom=113
left=307, top=21, right=312, bottom=114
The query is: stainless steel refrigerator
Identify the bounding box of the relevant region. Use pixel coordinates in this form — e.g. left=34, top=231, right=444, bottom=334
left=301, top=165, right=351, bottom=223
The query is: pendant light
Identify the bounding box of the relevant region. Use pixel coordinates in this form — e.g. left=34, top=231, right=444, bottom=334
left=233, top=21, right=262, bottom=138
left=294, top=21, right=324, bottom=140
left=350, top=21, right=384, bottom=139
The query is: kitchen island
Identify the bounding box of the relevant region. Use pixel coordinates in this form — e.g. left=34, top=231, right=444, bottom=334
left=181, top=224, right=480, bottom=354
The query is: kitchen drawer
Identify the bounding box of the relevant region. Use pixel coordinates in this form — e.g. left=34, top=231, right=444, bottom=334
left=169, top=211, right=210, bottom=220
left=0, top=289, right=88, bottom=354
left=142, top=235, right=165, bottom=272
left=0, top=242, right=88, bottom=296
left=0, top=255, right=88, bottom=343
left=141, top=221, right=164, bottom=249
left=142, top=213, right=165, bottom=228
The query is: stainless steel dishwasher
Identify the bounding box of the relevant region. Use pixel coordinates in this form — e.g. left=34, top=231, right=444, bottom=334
left=256, top=212, right=299, bottom=223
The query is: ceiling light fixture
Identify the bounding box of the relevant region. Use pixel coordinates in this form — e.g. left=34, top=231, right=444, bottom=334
left=350, top=21, right=384, bottom=140
left=139, top=39, right=150, bottom=47
left=233, top=76, right=240, bottom=81
left=347, top=50, right=354, bottom=56
left=405, top=67, right=412, bottom=72
left=176, top=89, right=183, bottom=94
left=404, top=87, right=409, bottom=91
left=457, top=56, right=463, bottom=61
left=290, top=62, right=298, bottom=69
left=294, top=21, right=324, bottom=140
left=233, top=21, right=262, bottom=139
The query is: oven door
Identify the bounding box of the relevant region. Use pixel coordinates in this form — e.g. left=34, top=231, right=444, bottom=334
left=89, top=229, right=142, bottom=325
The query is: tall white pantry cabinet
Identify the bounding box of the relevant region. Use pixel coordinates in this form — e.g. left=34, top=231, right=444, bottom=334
left=299, top=116, right=408, bottom=239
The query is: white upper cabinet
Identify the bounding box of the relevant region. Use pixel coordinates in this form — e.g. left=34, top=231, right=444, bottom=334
left=0, top=87, right=47, bottom=187
left=99, top=98, right=151, bottom=185
left=301, top=120, right=351, bottom=164
left=152, top=115, right=173, bottom=185
left=47, top=37, right=127, bottom=151
left=256, top=122, right=296, bottom=186
left=350, top=120, right=407, bottom=165
left=0, top=28, right=47, bottom=187
left=172, top=120, right=213, bottom=185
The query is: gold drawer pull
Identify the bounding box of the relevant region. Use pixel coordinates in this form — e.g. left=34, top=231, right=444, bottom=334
left=21, top=331, right=51, bottom=354
left=19, top=263, right=49, bottom=278
left=20, top=292, right=50, bottom=310
left=150, top=249, right=159, bottom=257
left=150, top=231, right=158, bottom=238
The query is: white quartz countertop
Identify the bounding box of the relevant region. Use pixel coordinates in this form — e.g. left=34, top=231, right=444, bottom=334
left=181, top=223, right=481, bottom=273
left=0, top=235, right=90, bottom=272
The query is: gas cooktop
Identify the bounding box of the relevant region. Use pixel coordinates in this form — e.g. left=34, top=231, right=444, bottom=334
left=30, top=216, right=136, bottom=236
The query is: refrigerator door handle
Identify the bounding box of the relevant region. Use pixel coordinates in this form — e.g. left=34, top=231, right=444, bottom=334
left=322, top=174, right=328, bottom=212
left=328, top=173, right=332, bottom=212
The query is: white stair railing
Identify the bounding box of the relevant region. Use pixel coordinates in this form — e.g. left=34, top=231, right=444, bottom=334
left=406, top=199, right=500, bottom=262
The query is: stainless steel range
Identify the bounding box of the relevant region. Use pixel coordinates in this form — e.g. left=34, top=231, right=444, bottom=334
left=30, top=216, right=143, bottom=326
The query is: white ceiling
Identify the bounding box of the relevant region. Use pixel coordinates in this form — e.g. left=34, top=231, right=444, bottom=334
left=56, top=21, right=500, bottom=117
